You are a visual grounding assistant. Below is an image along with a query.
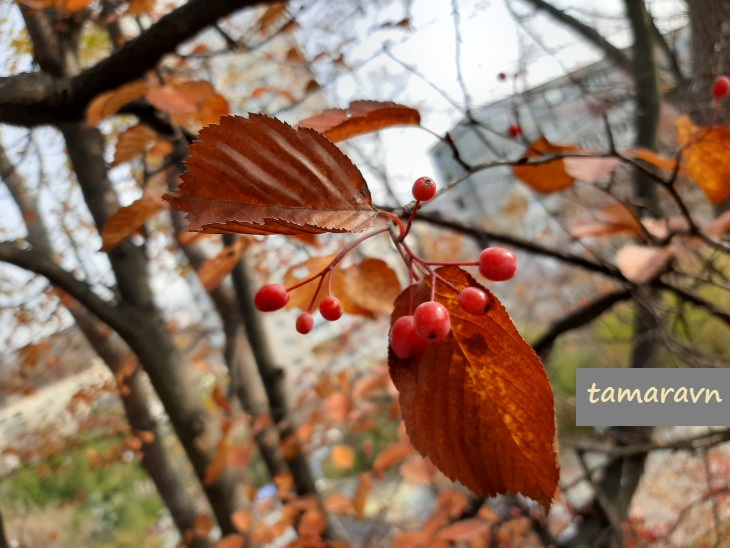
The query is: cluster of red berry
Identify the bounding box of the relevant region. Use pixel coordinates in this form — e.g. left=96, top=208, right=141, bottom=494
left=253, top=177, right=518, bottom=352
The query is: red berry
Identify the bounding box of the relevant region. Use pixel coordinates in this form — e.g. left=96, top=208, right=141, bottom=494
left=296, top=312, right=314, bottom=334
left=413, top=301, right=450, bottom=341
left=412, top=176, right=437, bottom=202
left=254, top=284, right=289, bottom=312
left=712, top=75, right=730, bottom=99
left=478, top=247, right=517, bottom=282
left=508, top=123, right=522, bottom=138
left=319, top=296, right=342, bottom=321
left=498, top=72, right=507, bottom=81
left=390, top=315, right=429, bottom=359
left=458, top=287, right=490, bottom=315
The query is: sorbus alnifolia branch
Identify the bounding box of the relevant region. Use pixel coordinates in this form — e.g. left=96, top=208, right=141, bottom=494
left=254, top=176, right=519, bottom=347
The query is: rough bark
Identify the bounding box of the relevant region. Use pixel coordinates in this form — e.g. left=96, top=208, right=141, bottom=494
left=60, top=122, right=239, bottom=534
left=12, top=3, right=242, bottom=531
left=224, top=235, right=319, bottom=497
left=1, top=143, right=207, bottom=546
left=168, top=187, right=288, bottom=480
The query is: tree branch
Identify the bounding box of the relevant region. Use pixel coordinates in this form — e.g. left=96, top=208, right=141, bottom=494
left=532, top=290, right=633, bottom=359
left=0, top=0, right=277, bottom=126
left=0, top=241, right=124, bottom=328
left=518, top=0, right=633, bottom=75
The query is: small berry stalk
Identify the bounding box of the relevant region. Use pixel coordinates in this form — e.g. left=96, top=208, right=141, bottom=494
left=252, top=176, right=518, bottom=358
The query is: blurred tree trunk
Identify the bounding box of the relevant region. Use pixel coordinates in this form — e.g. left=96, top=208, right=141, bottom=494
left=0, top=506, right=8, bottom=548
left=17, top=6, right=241, bottom=535
left=0, top=143, right=208, bottom=546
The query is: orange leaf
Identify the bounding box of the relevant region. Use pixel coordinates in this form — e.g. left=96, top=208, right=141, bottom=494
left=297, top=508, right=327, bottom=539
left=164, top=115, right=377, bottom=235
left=569, top=203, right=642, bottom=239
left=204, top=423, right=233, bottom=485
left=563, top=156, right=620, bottom=183
left=194, top=514, right=215, bottom=537
left=147, top=81, right=229, bottom=128
left=331, top=444, right=355, bottom=469
left=373, top=441, right=414, bottom=474
left=337, top=258, right=401, bottom=315
left=616, top=244, right=673, bottom=284
left=352, top=473, right=372, bottom=518
left=633, top=148, right=678, bottom=171
left=231, top=509, right=253, bottom=533
left=86, top=81, right=150, bottom=126
left=513, top=137, right=580, bottom=193
left=283, top=254, right=338, bottom=311
left=217, top=534, right=246, bottom=548
left=112, top=124, right=158, bottom=166
left=677, top=115, right=730, bottom=204
left=298, top=101, right=421, bottom=142
left=388, top=266, right=559, bottom=508
left=324, top=391, right=352, bottom=423
left=436, top=518, right=490, bottom=543
left=100, top=191, right=166, bottom=252
left=125, top=0, right=155, bottom=15
left=259, top=2, right=287, bottom=34
left=197, top=238, right=248, bottom=291
left=324, top=493, right=354, bottom=515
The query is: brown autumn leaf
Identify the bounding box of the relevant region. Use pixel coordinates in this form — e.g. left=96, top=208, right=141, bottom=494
left=297, top=508, right=327, bottom=539
left=100, top=191, right=166, bottom=252
left=259, top=1, right=287, bottom=34
left=283, top=254, right=338, bottom=311
left=563, top=156, right=621, bottom=183
left=231, top=509, right=253, bottom=533
left=125, top=0, right=155, bottom=15
left=632, top=148, right=679, bottom=172
left=163, top=115, right=378, bottom=235
left=388, top=266, right=559, bottom=509
left=194, top=514, right=215, bottom=537
left=197, top=238, right=249, bottom=291
left=324, top=391, right=352, bottom=423
left=217, top=534, right=246, bottom=548
left=372, top=440, right=414, bottom=474
left=569, top=203, right=643, bottom=239
left=331, top=444, right=356, bottom=469
left=147, top=81, right=229, bottom=128
left=352, top=473, right=372, bottom=518
left=298, top=101, right=421, bottom=142
left=616, top=244, right=673, bottom=284
left=513, top=136, right=580, bottom=193
left=677, top=115, right=730, bottom=204
left=112, top=124, right=158, bottom=166
left=86, top=81, right=150, bottom=126
left=337, top=258, right=401, bottom=315
left=436, top=518, right=491, bottom=544
left=24, top=0, right=94, bottom=13
left=204, top=422, right=233, bottom=485
left=323, top=493, right=354, bottom=515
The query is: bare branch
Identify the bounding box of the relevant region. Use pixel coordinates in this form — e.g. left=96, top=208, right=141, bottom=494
left=0, top=0, right=279, bottom=126
left=518, top=0, right=632, bottom=74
